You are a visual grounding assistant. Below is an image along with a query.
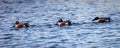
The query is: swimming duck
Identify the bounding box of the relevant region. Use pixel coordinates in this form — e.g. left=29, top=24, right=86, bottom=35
left=92, top=17, right=110, bottom=23
left=15, top=21, right=29, bottom=28
left=57, top=19, right=71, bottom=26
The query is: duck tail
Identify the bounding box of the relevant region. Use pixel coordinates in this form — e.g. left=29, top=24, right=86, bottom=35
left=24, top=23, right=29, bottom=27
left=66, top=20, right=72, bottom=25
left=107, top=17, right=111, bottom=22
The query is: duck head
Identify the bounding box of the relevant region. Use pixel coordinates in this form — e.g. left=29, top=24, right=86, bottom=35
left=92, top=17, right=99, bottom=21
left=15, top=21, right=20, bottom=24
left=58, top=19, right=63, bottom=22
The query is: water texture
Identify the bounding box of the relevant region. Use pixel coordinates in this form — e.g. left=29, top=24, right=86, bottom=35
left=0, top=0, right=120, bottom=48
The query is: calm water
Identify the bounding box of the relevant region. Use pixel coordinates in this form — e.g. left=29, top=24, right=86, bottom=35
left=0, top=0, right=120, bottom=48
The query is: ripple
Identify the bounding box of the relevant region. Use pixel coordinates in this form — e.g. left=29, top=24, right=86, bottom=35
left=72, top=22, right=90, bottom=26
left=115, top=38, right=120, bottom=41
left=0, top=34, right=14, bottom=40
left=87, top=41, right=96, bottom=43
left=45, top=24, right=53, bottom=28
left=1, top=0, right=13, bottom=4
left=48, top=44, right=65, bottom=48
left=3, top=34, right=13, bottom=36
left=0, top=36, right=12, bottom=39
left=40, top=35, right=62, bottom=39
left=60, top=39, right=69, bottom=42
left=72, top=23, right=80, bottom=26
left=102, top=35, right=116, bottom=38
left=90, top=46, right=98, bottom=48
left=0, top=16, right=5, bottom=18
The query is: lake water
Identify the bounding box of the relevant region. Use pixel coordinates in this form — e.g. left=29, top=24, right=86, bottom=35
left=0, top=0, right=120, bottom=48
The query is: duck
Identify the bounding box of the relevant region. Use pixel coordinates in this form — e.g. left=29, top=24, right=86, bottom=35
left=57, top=19, right=71, bottom=26
left=15, top=21, right=29, bottom=28
left=92, top=17, right=110, bottom=23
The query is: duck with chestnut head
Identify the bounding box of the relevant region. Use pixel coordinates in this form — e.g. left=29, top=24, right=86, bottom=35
left=15, top=21, right=29, bottom=28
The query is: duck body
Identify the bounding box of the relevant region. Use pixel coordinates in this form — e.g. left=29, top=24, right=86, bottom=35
left=58, top=22, right=66, bottom=26
left=57, top=19, right=71, bottom=26
left=92, top=17, right=110, bottom=23
left=15, top=23, right=24, bottom=28
left=15, top=21, right=29, bottom=28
